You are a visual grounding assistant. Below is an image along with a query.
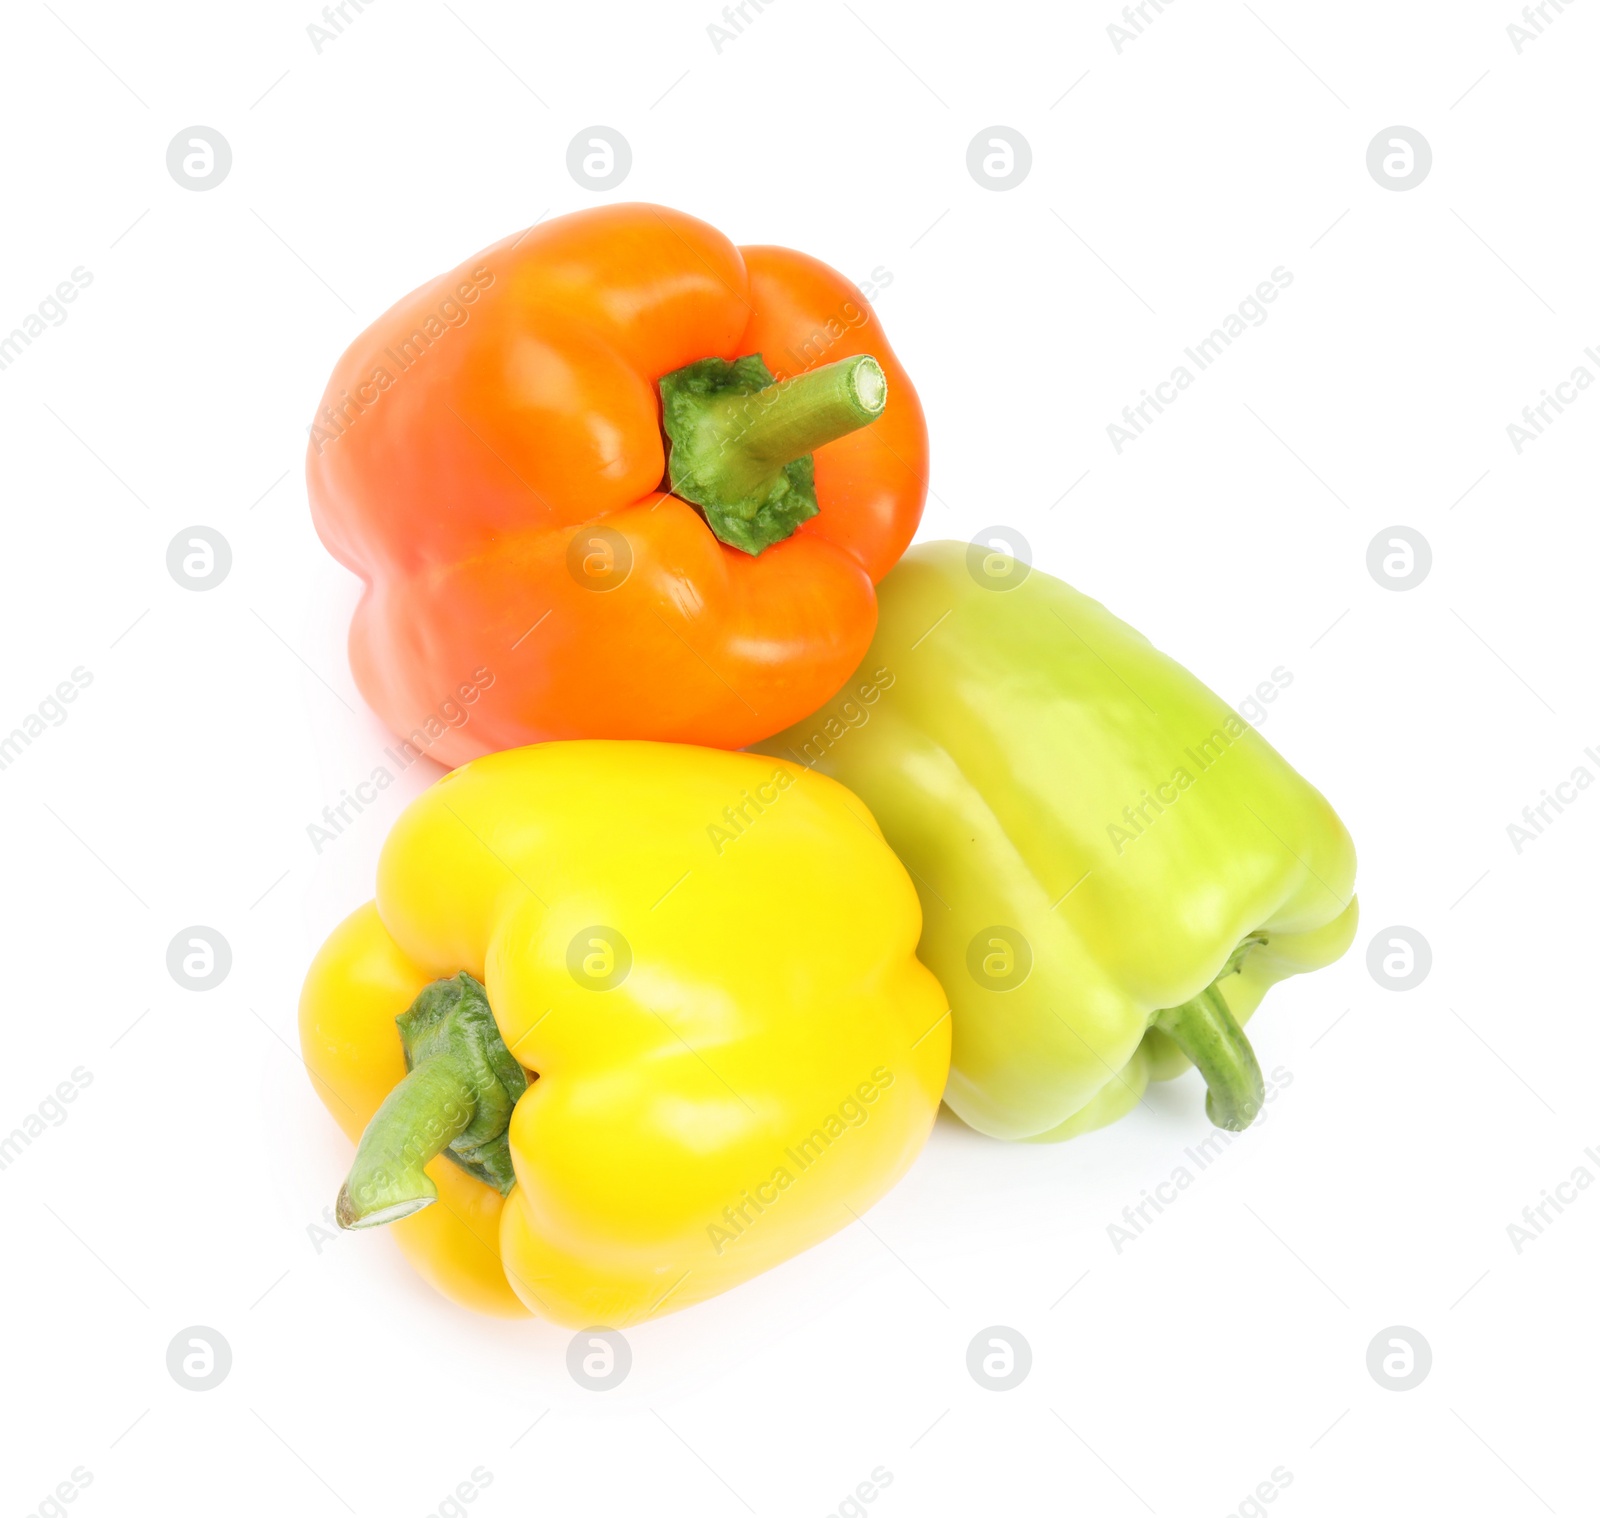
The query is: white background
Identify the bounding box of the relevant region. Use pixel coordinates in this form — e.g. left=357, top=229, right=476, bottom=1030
left=2, top=2, right=1595, bottom=1514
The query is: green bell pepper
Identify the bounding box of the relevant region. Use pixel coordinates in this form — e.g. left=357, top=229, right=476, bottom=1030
left=759, top=540, right=1358, bottom=1142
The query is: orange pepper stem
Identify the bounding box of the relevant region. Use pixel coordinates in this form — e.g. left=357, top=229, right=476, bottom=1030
left=660, top=353, right=887, bottom=556
left=335, top=973, right=528, bottom=1229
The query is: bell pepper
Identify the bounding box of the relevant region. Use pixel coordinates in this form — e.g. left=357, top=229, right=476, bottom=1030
left=759, top=542, right=1358, bottom=1142
left=298, top=741, right=949, bottom=1324
left=306, top=203, right=926, bottom=768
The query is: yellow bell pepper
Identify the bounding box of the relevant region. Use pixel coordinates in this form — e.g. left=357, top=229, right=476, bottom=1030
left=298, top=742, right=949, bottom=1326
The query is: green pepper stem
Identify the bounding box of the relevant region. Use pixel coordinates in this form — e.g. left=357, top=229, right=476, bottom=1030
left=336, top=1058, right=477, bottom=1228
left=706, top=355, right=885, bottom=495
left=1152, top=983, right=1264, bottom=1132
left=660, top=353, right=887, bottom=556
left=336, top=972, right=528, bottom=1230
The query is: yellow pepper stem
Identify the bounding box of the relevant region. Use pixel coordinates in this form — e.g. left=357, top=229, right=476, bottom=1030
left=336, top=973, right=528, bottom=1230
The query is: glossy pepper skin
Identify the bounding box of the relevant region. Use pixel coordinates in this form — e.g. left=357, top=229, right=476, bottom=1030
left=298, top=742, right=949, bottom=1325
left=306, top=203, right=926, bottom=768
left=759, top=542, right=1357, bottom=1143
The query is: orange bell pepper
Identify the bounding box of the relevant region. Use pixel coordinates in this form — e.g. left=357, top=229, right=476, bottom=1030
left=306, top=203, right=926, bottom=764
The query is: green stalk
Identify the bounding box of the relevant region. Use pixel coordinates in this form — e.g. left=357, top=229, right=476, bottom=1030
left=335, top=973, right=528, bottom=1230
left=660, top=352, right=887, bottom=555
left=1151, top=936, right=1268, bottom=1132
